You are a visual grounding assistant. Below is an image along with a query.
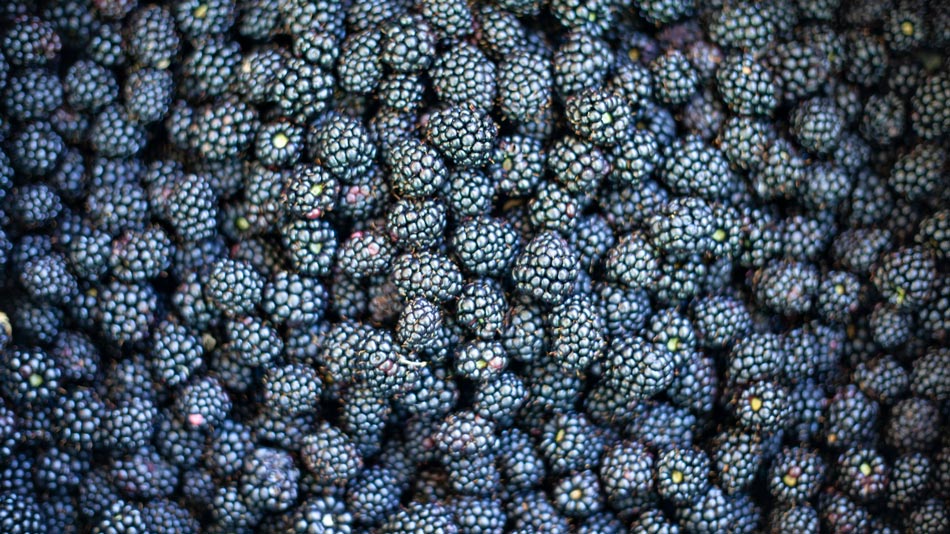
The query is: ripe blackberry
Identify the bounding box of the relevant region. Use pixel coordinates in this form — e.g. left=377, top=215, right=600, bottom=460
left=660, top=135, right=734, bottom=200
left=609, top=129, right=660, bottom=186
left=604, top=335, right=674, bottom=400
left=675, top=485, right=736, bottom=534
left=240, top=447, right=299, bottom=513
left=539, top=411, right=605, bottom=475
left=395, top=297, right=441, bottom=351
left=425, top=105, right=497, bottom=168
left=3, top=15, right=61, bottom=67
left=649, top=196, right=716, bottom=256
left=545, top=136, right=608, bottom=196
left=766, top=40, right=829, bottom=104
left=380, top=14, right=435, bottom=73
left=551, top=469, right=603, bottom=519
left=706, top=1, right=776, bottom=52
left=204, top=258, right=263, bottom=316
left=262, top=363, right=322, bottom=416
left=457, top=279, right=508, bottom=339
left=391, top=250, right=464, bottom=303
left=309, top=112, right=376, bottom=184
left=635, top=0, right=694, bottom=25
left=844, top=30, right=889, bottom=87
left=711, top=428, right=764, bottom=495
left=432, top=42, right=496, bottom=112
left=281, top=218, right=337, bottom=277
left=254, top=120, right=303, bottom=168
left=387, top=138, right=447, bottom=199
left=8, top=120, right=65, bottom=177
left=911, top=71, right=950, bottom=140
left=125, top=5, right=180, bottom=69
left=186, top=96, right=258, bottom=161
left=872, top=246, right=937, bottom=311
left=564, top=87, right=632, bottom=147
left=473, top=371, right=527, bottom=427
left=512, top=231, right=580, bottom=306
left=769, top=504, right=820, bottom=533
left=884, top=397, right=940, bottom=452
left=650, top=49, right=699, bottom=105
left=730, top=379, right=789, bottom=433
left=5, top=68, right=63, bottom=124
left=889, top=142, right=946, bottom=204
left=554, top=32, right=612, bottom=98
left=768, top=446, right=826, bottom=504
left=96, top=281, right=159, bottom=346
left=790, top=97, right=845, bottom=155
left=752, top=259, right=820, bottom=316
left=716, top=52, right=776, bottom=115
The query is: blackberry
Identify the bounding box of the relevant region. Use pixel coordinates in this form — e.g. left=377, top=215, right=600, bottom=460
left=186, top=96, right=259, bottom=161
left=552, top=469, right=603, bottom=518
left=604, top=336, right=674, bottom=400
left=889, top=142, right=946, bottom=203
left=564, top=88, right=632, bottom=147
left=490, top=134, right=546, bottom=198
left=649, top=196, right=716, bottom=256
left=752, top=259, right=820, bottom=316
left=675, top=485, right=735, bottom=534
left=660, top=135, right=734, bottom=200
left=844, top=30, right=889, bottom=87
left=635, top=0, right=694, bottom=25
left=2, top=15, right=62, bottom=67
left=387, top=138, right=447, bottom=199
left=729, top=380, right=789, bottom=433
left=539, top=411, right=605, bottom=474
left=872, top=246, right=936, bottom=311
left=380, top=14, right=435, bottom=73
left=768, top=446, right=826, bottom=504
left=473, top=372, right=527, bottom=427
left=391, top=250, right=464, bottom=303
left=125, top=5, right=180, bottom=69
left=255, top=120, right=303, bottom=168
left=240, top=447, right=299, bottom=513
left=425, top=105, right=497, bottom=168
left=175, top=376, right=230, bottom=430
left=910, top=348, right=950, bottom=401
left=823, top=385, right=879, bottom=449
left=173, top=0, right=236, bottom=40
left=609, top=129, right=660, bottom=185
left=512, top=231, right=580, bottom=306
left=911, top=71, right=950, bottom=140
left=96, top=281, right=159, bottom=346
left=650, top=49, right=699, bottom=105
left=396, top=297, right=442, bottom=351
left=853, top=355, right=909, bottom=403
left=716, top=52, right=776, bottom=115
left=431, top=41, right=496, bottom=112
left=769, top=504, right=820, bottom=533
left=281, top=218, right=337, bottom=277
left=8, top=120, right=65, bottom=177
left=262, top=363, right=322, bottom=416
left=5, top=67, right=64, bottom=123
left=790, top=97, right=844, bottom=155
left=706, top=1, right=776, bottom=52
left=884, top=397, right=940, bottom=452
left=338, top=29, right=383, bottom=94
left=599, top=439, right=654, bottom=512
left=554, top=32, right=612, bottom=98
left=204, top=258, right=263, bottom=316
left=377, top=73, right=424, bottom=112
left=149, top=319, right=203, bottom=389
left=309, top=112, right=376, bottom=183
left=766, top=40, right=829, bottom=104
left=546, top=135, right=609, bottom=196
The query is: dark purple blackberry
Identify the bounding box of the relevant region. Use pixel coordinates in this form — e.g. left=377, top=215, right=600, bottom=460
left=660, top=135, right=734, bottom=200
left=0, top=347, right=61, bottom=409
left=564, top=87, right=632, bottom=147
left=186, top=96, right=258, bottom=161
left=768, top=504, right=820, bottom=533
left=766, top=40, right=829, bottom=104
left=110, top=446, right=179, bottom=499
left=654, top=446, right=710, bottom=505
left=490, top=134, right=546, bottom=198
left=496, top=427, right=546, bottom=491
left=649, top=196, right=716, bottom=256
left=711, top=428, right=764, bottom=495
left=391, top=250, right=464, bottom=303
left=545, top=293, right=605, bottom=371
left=844, top=30, right=889, bottom=87
left=173, top=0, right=235, bottom=40
left=4, top=67, right=64, bottom=123
left=287, top=495, right=353, bottom=534
left=425, top=104, right=497, bottom=169
left=281, top=218, right=337, bottom=277
left=240, top=447, right=299, bottom=513
left=599, top=439, right=654, bottom=512
left=180, top=38, right=239, bottom=101
left=768, top=446, right=826, bottom=504
left=123, top=67, right=173, bottom=124
left=823, top=384, right=879, bottom=449
left=254, top=120, right=303, bottom=168
left=2, top=15, right=61, bottom=67
left=387, top=138, right=447, bottom=199
left=456, top=278, right=507, bottom=339
left=716, top=52, right=776, bottom=115
left=650, top=49, right=699, bottom=105
left=338, top=28, right=383, bottom=94
left=887, top=452, right=932, bottom=512
left=108, top=226, right=173, bottom=282
left=498, top=51, right=553, bottom=124
left=706, top=1, right=776, bottom=51
left=752, top=259, right=820, bottom=316
left=872, top=246, right=937, bottom=311
left=445, top=453, right=499, bottom=496
left=834, top=446, right=889, bottom=504
left=884, top=397, right=940, bottom=452
left=604, top=335, right=674, bottom=400
left=431, top=41, right=496, bottom=112
left=473, top=372, right=527, bottom=427
left=377, top=73, right=424, bottom=112
left=436, top=411, right=497, bottom=460
left=379, top=501, right=458, bottom=534
left=453, top=338, right=508, bottom=382
left=125, top=5, right=180, bottom=69
left=910, top=348, right=950, bottom=401
left=512, top=231, right=580, bottom=306
left=96, top=281, right=158, bottom=346
left=8, top=120, right=65, bottom=177
left=609, top=128, right=659, bottom=185
left=450, top=216, right=519, bottom=277
left=210, top=484, right=262, bottom=533
left=395, top=297, right=441, bottom=351
left=554, top=31, right=612, bottom=98
left=789, top=97, right=845, bottom=156
left=549, top=469, right=602, bottom=519
left=502, top=300, right=545, bottom=364
left=675, top=485, right=736, bottom=534
left=748, top=137, right=805, bottom=201
left=148, top=319, right=203, bottom=389
left=89, top=500, right=148, bottom=534
left=539, top=411, right=605, bottom=475
left=204, top=258, right=263, bottom=316
left=380, top=14, right=435, bottom=73
left=142, top=499, right=199, bottom=534
left=911, top=71, right=950, bottom=140
left=309, top=112, right=376, bottom=183
left=528, top=181, right=582, bottom=235
left=729, top=379, right=789, bottom=433
left=174, top=375, right=230, bottom=430
left=889, top=142, right=946, bottom=204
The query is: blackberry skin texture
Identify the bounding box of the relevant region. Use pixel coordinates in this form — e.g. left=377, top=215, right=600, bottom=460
left=600, top=439, right=654, bottom=513
left=716, top=52, right=776, bottom=115
left=142, top=499, right=199, bottom=534
left=854, top=355, right=909, bottom=403
left=380, top=14, right=435, bottom=73
left=425, top=105, right=497, bottom=169
left=125, top=5, right=180, bottom=69
left=564, top=87, right=632, bottom=147
left=281, top=218, right=337, bottom=277
left=173, top=0, right=236, bottom=40
left=338, top=28, right=383, bottom=94
left=554, top=32, right=612, bottom=98
left=790, top=97, right=845, bottom=155
left=886, top=453, right=932, bottom=512
left=109, top=226, right=174, bottom=282
left=834, top=446, right=889, bottom=503
left=5, top=67, right=64, bottom=123
left=124, top=67, right=173, bottom=124
left=255, top=120, right=304, bottom=168
left=90, top=500, right=147, bottom=534
left=449, top=496, right=505, bottom=534
left=911, top=71, right=950, bottom=140
left=336, top=230, right=396, bottom=280
left=347, top=465, right=403, bottom=526
left=769, top=504, right=820, bottom=534
left=380, top=72, right=424, bottom=110
left=872, top=246, right=937, bottom=311
left=655, top=446, right=711, bottom=505
left=497, top=51, right=553, bottom=124
left=2, top=15, right=61, bottom=67
left=910, top=348, right=950, bottom=401
left=884, top=397, right=940, bottom=452
left=451, top=216, right=520, bottom=277
left=180, top=37, right=240, bottom=100
left=604, top=335, right=675, bottom=400
left=635, top=0, right=694, bottom=25
left=726, top=331, right=785, bottom=387
left=386, top=199, right=445, bottom=253
left=240, top=447, right=299, bottom=513
left=706, top=1, right=776, bottom=52
left=649, top=196, right=716, bottom=257
left=729, top=379, right=789, bottom=433
left=823, top=385, right=880, bottom=449
left=432, top=41, right=496, bottom=112
left=768, top=446, right=826, bottom=504
left=905, top=499, right=950, bottom=534
left=551, top=0, right=614, bottom=36
left=165, top=173, right=218, bottom=243
left=204, top=258, right=264, bottom=316
left=96, top=281, right=159, bottom=347
left=546, top=293, right=606, bottom=371
left=387, top=138, right=447, bottom=199
left=609, top=128, right=659, bottom=186
left=752, top=259, right=820, bottom=316
left=262, top=363, right=322, bottom=416
left=149, top=319, right=203, bottom=389
left=396, top=297, right=442, bottom=351
left=262, top=270, right=327, bottom=327
left=766, top=40, right=829, bottom=104
left=186, top=97, right=259, bottom=162
left=512, top=231, right=580, bottom=306
left=496, top=427, right=546, bottom=491
left=889, top=142, right=946, bottom=204
left=551, top=469, right=603, bottom=519
left=473, top=372, right=527, bottom=427
left=675, top=485, right=736, bottom=534
left=175, top=376, right=231, bottom=430
left=539, top=411, right=606, bottom=475
left=659, top=135, right=734, bottom=200
left=456, top=280, right=507, bottom=340
left=8, top=120, right=65, bottom=177
left=391, top=250, right=464, bottom=303
left=650, top=49, right=699, bottom=105
left=309, top=112, right=376, bottom=183
left=300, top=422, right=362, bottom=487
left=0, top=347, right=61, bottom=409
left=379, top=501, right=459, bottom=534
left=282, top=164, right=339, bottom=221
left=490, top=134, right=546, bottom=198
left=547, top=136, right=610, bottom=197
left=844, top=30, right=889, bottom=88
left=18, top=253, right=76, bottom=305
